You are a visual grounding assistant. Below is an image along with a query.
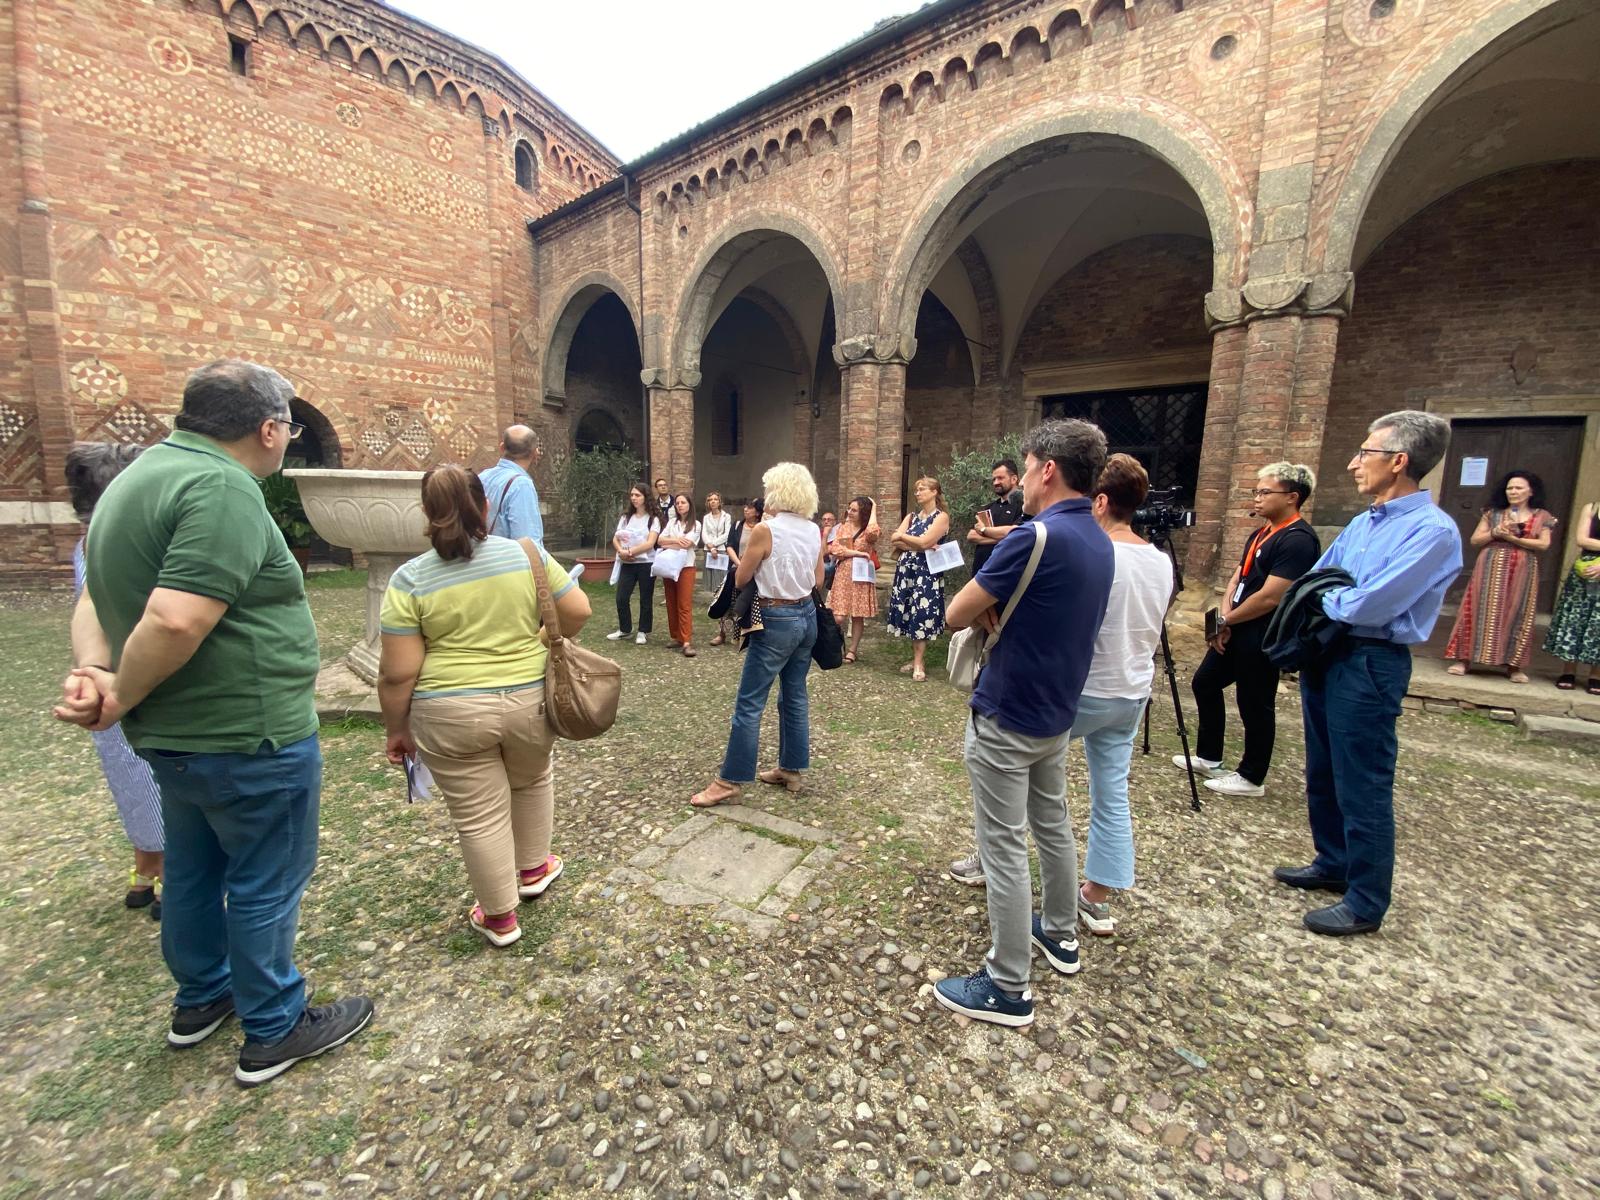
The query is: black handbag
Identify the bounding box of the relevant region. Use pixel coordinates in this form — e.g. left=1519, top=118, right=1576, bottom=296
left=811, top=587, right=844, bottom=670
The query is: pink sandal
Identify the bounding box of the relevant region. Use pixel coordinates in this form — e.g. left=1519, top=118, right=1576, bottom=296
left=469, top=905, right=521, bottom=948
left=518, top=855, right=564, bottom=900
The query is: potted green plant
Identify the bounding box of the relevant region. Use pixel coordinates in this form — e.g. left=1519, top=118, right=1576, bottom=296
left=931, top=431, right=1024, bottom=593
left=259, top=471, right=315, bottom=572
left=561, top=445, right=642, bottom=579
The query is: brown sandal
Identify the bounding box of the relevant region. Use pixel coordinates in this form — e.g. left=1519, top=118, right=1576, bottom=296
left=683, top=645, right=697, bottom=658
left=757, top=767, right=803, bottom=793
left=690, top=779, right=741, bottom=808
left=709, top=635, right=725, bottom=646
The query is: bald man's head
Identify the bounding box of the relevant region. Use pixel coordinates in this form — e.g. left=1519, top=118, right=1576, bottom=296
left=501, top=425, right=540, bottom=463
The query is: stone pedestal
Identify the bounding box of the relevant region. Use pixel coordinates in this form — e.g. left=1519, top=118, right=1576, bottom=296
left=284, top=468, right=428, bottom=685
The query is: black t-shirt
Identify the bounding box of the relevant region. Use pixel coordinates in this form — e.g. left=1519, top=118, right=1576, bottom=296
left=973, top=489, right=1025, bottom=573
left=1231, top=518, right=1321, bottom=629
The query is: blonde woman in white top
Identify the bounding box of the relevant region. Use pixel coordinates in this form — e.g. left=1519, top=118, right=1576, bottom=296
left=607, top=484, right=659, bottom=645
left=691, top=463, right=826, bottom=808
left=701, top=492, right=732, bottom=597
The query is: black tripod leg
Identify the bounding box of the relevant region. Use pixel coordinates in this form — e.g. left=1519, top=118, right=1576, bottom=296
left=1159, top=624, right=1203, bottom=812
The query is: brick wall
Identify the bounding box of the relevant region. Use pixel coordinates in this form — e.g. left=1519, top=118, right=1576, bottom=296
left=1012, top=234, right=1213, bottom=372
left=1319, top=162, right=1600, bottom=522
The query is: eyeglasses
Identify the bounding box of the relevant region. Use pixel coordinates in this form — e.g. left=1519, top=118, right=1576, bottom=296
left=1352, top=446, right=1401, bottom=460
left=272, top=416, right=305, bottom=441
left=1250, top=488, right=1293, bottom=497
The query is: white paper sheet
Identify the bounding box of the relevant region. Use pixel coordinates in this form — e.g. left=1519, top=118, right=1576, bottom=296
left=924, top=540, right=965, bottom=574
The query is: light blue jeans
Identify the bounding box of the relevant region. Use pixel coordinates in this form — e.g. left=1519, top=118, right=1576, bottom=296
left=719, top=599, right=816, bottom=783
left=1068, top=694, right=1147, bottom=890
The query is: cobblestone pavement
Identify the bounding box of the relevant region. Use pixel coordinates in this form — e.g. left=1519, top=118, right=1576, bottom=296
left=1, top=578, right=1596, bottom=1199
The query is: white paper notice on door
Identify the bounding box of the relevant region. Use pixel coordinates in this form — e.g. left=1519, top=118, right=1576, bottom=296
left=851, top=556, right=877, bottom=584
left=924, top=540, right=965, bottom=574
left=1459, top=457, right=1489, bottom=488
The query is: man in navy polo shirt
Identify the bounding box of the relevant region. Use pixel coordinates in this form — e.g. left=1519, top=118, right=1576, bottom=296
left=935, top=419, right=1114, bottom=1027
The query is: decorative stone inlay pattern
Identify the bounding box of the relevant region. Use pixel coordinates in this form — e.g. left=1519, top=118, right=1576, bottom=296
left=68, top=358, right=128, bottom=405
left=335, top=102, right=362, bottom=129
left=147, top=36, right=191, bottom=76
left=99, top=402, right=166, bottom=444
left=0, top=403, right=27, bottom=447
left=113, top=227, right=161, bottom=268
left=427, top=134, right=453, bottom=162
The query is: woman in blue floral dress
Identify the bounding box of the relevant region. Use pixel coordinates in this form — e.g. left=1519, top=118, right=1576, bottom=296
left=887, top=477, right=952, bottom=680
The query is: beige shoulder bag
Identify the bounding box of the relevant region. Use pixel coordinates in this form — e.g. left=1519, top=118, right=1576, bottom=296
left=519, top=539, right=622, bottom=740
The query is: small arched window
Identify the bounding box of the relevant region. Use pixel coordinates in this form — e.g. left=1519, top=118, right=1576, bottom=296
left=514, top=142, right=536, bottom=192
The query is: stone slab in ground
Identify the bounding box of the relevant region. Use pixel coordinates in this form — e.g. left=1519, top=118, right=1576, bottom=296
left=656, top=821, right=805, bottom=905
left=315, top=660, right=378, bottom=722
left=1517, top=712, right=1600, bottom=745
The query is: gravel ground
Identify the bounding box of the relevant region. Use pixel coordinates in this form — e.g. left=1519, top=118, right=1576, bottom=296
left=1, top=574, right=1596, bottom=1200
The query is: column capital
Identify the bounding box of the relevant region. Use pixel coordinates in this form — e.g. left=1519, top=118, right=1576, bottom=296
left=640, top=366, right=700, bottom=391
left=1204, top=272, right=1354, bottom=332
left=832, top=333, right=916, bottom=368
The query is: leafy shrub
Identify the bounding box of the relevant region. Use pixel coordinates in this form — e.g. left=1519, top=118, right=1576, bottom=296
left=561, top=446, right=643, bottom=549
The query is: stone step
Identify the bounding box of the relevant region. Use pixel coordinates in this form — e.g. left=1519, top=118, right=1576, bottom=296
left=1516, top=713, right=1600, bottom=746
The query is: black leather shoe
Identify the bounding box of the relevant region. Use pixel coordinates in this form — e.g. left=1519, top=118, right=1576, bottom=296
left=1272, top=865, right=1348, bottom=893
left=1303, top=901, right=1381, bottom=937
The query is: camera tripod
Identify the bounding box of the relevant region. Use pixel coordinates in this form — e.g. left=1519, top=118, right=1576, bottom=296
left=1140, top=526, right=1204, bottom=813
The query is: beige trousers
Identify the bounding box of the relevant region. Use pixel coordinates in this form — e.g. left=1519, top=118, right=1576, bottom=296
left=410, top=686, right=555, bottom=917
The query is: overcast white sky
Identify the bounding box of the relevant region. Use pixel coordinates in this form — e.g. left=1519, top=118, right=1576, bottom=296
left=388, top=0, right=913, bottom=161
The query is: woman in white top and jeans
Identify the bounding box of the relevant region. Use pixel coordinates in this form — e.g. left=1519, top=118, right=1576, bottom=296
left=691, top=463, right=826, bottom=808
left=608, top=484, right=659, bottom=645
left=1073, top=454, right=1173, bottom=935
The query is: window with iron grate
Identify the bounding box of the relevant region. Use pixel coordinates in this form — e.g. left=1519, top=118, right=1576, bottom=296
left=1041, top=383, right=1208, bottom=500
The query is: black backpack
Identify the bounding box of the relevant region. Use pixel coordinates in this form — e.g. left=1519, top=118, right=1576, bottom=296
left=811, top=587, right=844, bottom=670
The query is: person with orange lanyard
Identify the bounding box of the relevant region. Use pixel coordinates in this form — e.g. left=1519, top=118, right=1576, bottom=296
left=1174, top=463, right=1321, bottom=797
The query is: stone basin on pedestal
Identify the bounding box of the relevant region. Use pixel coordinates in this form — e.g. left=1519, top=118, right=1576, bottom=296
left=285, top=468, right=426, bottom=684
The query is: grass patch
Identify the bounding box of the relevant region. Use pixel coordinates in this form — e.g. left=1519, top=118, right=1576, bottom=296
left=304, top=568, right=368, bottom=590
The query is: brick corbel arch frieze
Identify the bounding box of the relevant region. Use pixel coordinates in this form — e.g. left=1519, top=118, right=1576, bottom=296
left=659, top=212, right=846, bottom=392
left=1310, top=0, right=1585, bottom=276
left=541, top=271, right=642, bottom=404
left=881, top=99, right=1252, bottom=356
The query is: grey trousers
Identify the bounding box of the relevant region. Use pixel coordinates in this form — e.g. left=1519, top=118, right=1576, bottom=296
left=965, top=712, right=1078, bottom=993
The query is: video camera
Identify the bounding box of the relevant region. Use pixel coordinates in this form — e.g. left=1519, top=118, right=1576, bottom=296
left=1132, top=487, right=1196, bottom=537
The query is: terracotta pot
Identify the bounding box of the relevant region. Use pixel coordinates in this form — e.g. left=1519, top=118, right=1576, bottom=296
left=575, top=556, right=614, bottom=581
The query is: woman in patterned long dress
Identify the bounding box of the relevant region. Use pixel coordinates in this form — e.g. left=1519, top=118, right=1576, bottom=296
left=826, top=495, right=879, bottom=663
left=1543, top=502, right=1600, bottom=693
left=1443, top=470, right=1554, bottom=684
left=886, top=477, right=951, bottom=681
left=65, top=443, right=166, bottom=920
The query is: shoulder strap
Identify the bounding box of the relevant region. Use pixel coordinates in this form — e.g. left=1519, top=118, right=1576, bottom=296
left=518, top=537, right=564, bottom=664
left=992, top=521, right=1047, bottom=643
left=490, top=472, right=519, bottom=530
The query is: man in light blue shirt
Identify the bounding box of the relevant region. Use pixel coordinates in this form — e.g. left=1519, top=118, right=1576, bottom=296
left=1274, top=410, right=1462, bottom=937
left=478, top=425, right=544, bottom=544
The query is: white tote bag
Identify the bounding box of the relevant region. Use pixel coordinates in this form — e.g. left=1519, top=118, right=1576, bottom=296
left=650, top=548, right=692, bottom=582
left=947, top=522, right=1047, bottom=694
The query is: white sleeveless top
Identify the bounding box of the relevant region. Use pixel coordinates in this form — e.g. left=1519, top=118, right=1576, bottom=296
left=756, top=512, right=821, bottom=600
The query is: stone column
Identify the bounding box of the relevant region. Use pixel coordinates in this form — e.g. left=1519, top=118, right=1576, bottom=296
left=1190, top=277, right=1350, bottom=595
left=645, top=382, right=695, bottom=499
left=834, top=355, right=907, bottom=532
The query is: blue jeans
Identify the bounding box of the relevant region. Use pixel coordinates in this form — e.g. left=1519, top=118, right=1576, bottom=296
left=719, top=599, right=816, bottom=783
left=138, top=735, right=321, bottom=1042
left=1299, top=642, right=1410, bottom=924
left=1069, top=694, right=1147, bottom=890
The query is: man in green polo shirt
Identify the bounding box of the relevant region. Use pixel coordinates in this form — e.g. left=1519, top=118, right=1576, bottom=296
left=54, top=359, right=372, bottom=1088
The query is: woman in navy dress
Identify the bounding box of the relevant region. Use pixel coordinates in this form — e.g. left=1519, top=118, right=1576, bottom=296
left=886, top=477, right=951, bottom=681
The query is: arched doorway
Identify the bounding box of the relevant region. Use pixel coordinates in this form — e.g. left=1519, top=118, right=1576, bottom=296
left=670, top=221, right=842, bottom=508
left=887, top=126, right=1231, bottom=527
left=1321, top=3, right=1600, bottom=620
left=574, top=406, right=628, bottom=453
left=284, top=396, right=341, bottom=469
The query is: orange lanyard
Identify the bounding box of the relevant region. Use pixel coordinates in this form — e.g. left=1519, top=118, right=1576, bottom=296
left=1241, top=517, right=1298, bottom=580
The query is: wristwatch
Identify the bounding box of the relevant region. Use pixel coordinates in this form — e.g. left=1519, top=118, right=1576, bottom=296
left=1215, top=613, right=1228, bottom=629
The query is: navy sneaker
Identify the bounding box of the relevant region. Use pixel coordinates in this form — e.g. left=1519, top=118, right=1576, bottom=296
left=1030, top=914, right=1081, bottom=975
left=168, top=994, right=236, bottom=1048
left=933, top=968, right=1034, bottom=1027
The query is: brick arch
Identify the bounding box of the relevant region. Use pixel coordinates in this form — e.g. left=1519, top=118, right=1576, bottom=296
left=882, top=102, right=1250, bottom=353
left=1312, top=0, right=1586, bottom=275
left=667, top=212, right=845, bottom=385
left=543, top=272, right=642, bottom=404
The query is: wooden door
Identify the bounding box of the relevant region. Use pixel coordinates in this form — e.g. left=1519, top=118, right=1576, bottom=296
left=1436, top=417, right=1583, bottom=614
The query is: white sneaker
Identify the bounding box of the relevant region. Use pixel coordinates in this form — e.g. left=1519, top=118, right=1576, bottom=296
left=1171, top=753, right=1224, bottom=778
left=635, top=632, right=647, bottom=645
left=605, top=630, right=626, bottom=641
left=1204, top=771, right=1265, bottom=797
